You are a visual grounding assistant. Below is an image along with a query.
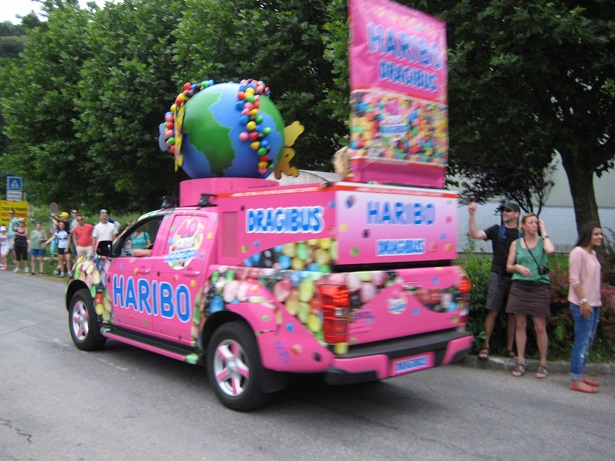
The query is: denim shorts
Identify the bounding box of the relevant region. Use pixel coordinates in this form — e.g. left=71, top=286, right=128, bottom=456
left=31, top=248, right=46, bottom=257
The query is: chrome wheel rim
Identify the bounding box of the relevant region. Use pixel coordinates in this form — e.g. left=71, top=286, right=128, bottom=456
left=71, top=300, right=89, bottom=342
left=213, top=339, right=250, bottom=397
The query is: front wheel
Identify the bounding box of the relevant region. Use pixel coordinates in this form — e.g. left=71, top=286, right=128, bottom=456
left=68, top=288, right=106, bottom=351
left=207, top=321, right=269, bottom=411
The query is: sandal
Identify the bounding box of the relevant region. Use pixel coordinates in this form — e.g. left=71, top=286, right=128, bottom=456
left=535, top=364, right=548, bottom=379
left=570, top=382, right=598, bottom=394
left=506, top=349, right=516, bottom=359
left=582, top=376, right=599, bottom=387
left=478, top=348, right=490, bottom=360
left=512, top=362, right=527, bottom=377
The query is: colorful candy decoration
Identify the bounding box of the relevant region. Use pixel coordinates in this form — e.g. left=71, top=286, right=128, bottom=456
left=159, top=79, right=291, bottom=179
left=163, top=80, right=215, bottom=171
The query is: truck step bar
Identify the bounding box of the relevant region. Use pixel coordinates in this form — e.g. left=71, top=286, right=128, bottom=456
left=101, top=326, right=203, bottom=365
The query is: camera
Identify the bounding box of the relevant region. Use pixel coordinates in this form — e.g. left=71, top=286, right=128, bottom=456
left=538, top=265, right=550, bottom=275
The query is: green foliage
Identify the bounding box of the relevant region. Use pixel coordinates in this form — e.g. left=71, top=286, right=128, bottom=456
left=437, top=0, right=615, bottom=229
left=0, top=0, right=613, bottom=235
left=173, top=0, right=344, bottom=170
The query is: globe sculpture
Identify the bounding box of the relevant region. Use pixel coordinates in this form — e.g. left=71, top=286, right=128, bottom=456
left=161, top=80, right=286, bottom=179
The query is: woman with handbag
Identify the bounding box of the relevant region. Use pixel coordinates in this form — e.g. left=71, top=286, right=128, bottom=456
left=505, top=213, right=555, bottom=378
left=568, top=222, right=603, bottom=393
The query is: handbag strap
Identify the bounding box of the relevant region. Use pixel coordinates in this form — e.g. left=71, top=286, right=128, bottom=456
left=522, top=237, right=542, bottom=267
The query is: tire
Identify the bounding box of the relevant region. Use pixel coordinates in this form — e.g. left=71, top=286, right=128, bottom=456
left=207, top=321, right=269, bottom=411
left=68, top=288, right=107, bottom=351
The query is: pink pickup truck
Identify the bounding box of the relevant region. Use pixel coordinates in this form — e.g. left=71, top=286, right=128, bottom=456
left=66, top=177, right=472, bottom=411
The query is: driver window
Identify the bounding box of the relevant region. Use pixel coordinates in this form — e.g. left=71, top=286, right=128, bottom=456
left=120, top=217, right=163, bottom=257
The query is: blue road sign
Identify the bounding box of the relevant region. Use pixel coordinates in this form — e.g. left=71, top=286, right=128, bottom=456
left=7, top=176, right=22, bottom=191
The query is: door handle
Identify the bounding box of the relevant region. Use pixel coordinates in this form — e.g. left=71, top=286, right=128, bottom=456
left=183, top=271, right=200, bottom=276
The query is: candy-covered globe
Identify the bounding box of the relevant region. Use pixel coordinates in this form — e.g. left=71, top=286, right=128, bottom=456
left=180, top=82, right=285, bottom=179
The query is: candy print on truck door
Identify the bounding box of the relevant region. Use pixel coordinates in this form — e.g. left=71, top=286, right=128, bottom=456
left=150, top=213, right=213, bottom=346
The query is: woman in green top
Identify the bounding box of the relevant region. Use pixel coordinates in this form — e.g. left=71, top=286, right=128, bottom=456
left=29, top=221, right=47, bottom=275
left=505, top=213, right=555, bottom=378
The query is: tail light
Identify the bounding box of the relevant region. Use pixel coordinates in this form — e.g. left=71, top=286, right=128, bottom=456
left=457, top=275, right=472, bottom=331
left=318, top=284, right=350, bottom=344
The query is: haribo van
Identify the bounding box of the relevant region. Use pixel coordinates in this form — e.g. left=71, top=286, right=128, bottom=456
left=66, top=175, right=472, bottom=411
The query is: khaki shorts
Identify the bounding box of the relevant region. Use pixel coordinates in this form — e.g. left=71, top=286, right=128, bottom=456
left=77, top=246, right=94, bottom=258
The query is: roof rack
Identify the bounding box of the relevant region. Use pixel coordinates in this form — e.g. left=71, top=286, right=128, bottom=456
left=160, top=196, right=179, bottom=209
left=197, top=193, right=217, bottom=207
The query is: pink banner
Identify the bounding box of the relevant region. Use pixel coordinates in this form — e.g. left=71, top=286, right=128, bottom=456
left=348, top=0, right=448, bottom=188
left=349, top=0, right=447, bottom=102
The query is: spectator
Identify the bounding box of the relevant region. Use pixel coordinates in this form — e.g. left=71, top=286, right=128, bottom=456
left=468, top=201, right=520, bottom=360
left=43, top=220, right=71, bottom=277
left=92, top=209, right=118, bottom=253
left=48, top=218, right=58, bottom=263
left=568, top=222, right=604, bottom=394
left=0, top=225, right=12, bottom=270
left=72, top=215, right=94, bottom=258
left=29, top=221, right=47, bottom=275
left=12, top=217, right=29, bottom=273
left=505, top=213, right=555, bottom=378
left=7, top=209, right=19, bottom=265
left=70, top=209, right=80, bottom=231
left=69, top=209, right=80, bottom=256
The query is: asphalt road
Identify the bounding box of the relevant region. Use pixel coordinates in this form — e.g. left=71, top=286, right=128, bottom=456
left=1, top=270, right=614, bottom=461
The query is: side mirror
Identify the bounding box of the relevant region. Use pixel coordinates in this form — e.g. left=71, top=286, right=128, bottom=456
left=96, top=241, right=112, bottom=257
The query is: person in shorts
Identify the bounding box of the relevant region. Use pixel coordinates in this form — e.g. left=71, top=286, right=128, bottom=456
left=29, top=221, right=47, bottom=275
left=72, top=214, right=94, bottom=258
left=468, top=201, right=520, bottom=360
left=42, top=220, right=71, bottom=277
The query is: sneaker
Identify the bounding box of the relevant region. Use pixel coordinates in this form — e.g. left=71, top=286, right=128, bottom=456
left=53, top=270, right=59, bottom=275
left=11, top=260, right=16, bottom=265
left=30, top=272, right=36, bottom=276
left=59, top=272, right=65, bottom=278
left=24, top=267, right=29, bottom=273
left=0, top=265, right=6, bottom=270
left=13, top=267, right=20, bottom=273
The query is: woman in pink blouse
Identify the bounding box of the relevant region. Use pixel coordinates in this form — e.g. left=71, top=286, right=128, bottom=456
left=568, top=221, right=603, bottom=394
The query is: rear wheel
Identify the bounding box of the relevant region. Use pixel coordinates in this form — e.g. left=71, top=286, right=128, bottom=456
left=207, top=321, right=269, bottom=411
left=68, top=288, right=106, bottom=351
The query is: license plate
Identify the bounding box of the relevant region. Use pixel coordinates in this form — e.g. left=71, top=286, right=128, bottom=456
left=391, top=353, right=434, bottom=376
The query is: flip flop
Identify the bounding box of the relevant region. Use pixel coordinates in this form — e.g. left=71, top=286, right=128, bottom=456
left=478, top=348, right=490, bottom=360
left=570, top=382, right=598, bottom=394
left=506, top=349, right=516, bottom=359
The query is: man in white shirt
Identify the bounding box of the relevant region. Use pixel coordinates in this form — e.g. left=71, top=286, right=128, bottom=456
left=92, top=209, right=118, bottom=252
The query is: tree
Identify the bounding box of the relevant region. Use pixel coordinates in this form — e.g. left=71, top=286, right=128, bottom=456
left=421, top=0, right=615, bottom=232
left=1, top=3, right=92, bottom=208
left=73, top=0, right=185, bottom=210
left=173, top=0, right=345, bottom=170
